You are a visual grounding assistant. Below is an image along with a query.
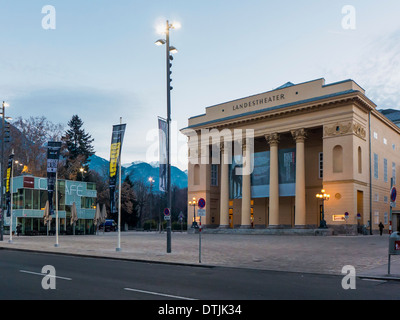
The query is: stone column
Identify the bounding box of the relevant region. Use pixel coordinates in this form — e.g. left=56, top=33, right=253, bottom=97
left=219, top=142, right=230, bottom=228
left=240, top=140, right=252, bottom=228
left=265, top=133, right=280, bottom=227
left=291, top=129, right=307, bottom=227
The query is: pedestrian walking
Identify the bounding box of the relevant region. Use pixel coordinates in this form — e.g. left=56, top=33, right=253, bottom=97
left=379, top=222, right=384, bottom=236
left=16, top=224, right=22, bottom=237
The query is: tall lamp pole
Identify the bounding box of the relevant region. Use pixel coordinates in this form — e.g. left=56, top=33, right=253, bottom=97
left=316, top=189, right=330, bottom=229
left=155, top=20, right=180, bottom=253
left=0, top=101, right=10, bottom=241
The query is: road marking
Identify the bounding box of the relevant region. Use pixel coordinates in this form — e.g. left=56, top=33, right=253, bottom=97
left=19, top=270, right=72, bottom=281
left=124, top=287, right=196, bottom=300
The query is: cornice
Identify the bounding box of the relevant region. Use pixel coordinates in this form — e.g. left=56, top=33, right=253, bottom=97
left=182, top=90, right=374, bottom=135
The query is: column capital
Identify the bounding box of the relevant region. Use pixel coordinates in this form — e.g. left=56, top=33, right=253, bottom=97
left=265, top=133, right=280, bottom=146
left=291, top=128, right=307, bottom=142
left=241, top=138, right=253, bottom=151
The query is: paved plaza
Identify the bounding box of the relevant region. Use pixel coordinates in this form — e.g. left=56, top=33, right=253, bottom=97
left=0, top=231, right=399, bottom=280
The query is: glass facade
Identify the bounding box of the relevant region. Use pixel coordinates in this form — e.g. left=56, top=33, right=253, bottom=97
left=229, top=148, right=296, bottom=199
left=4, top=175, right=97, bottom=235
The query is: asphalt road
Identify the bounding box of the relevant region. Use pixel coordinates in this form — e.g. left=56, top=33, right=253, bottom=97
left=1, top=249, right=399, bottom=303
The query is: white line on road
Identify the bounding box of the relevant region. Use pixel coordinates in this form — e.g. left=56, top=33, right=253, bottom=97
left=124, top=287, right=196, bottom=300
left=19, top=270, right=72, bottom=281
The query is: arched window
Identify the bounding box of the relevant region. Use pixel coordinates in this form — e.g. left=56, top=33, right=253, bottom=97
left=193, top=164, right=200, bottom=185
left=333, top=145, right=343, bottom=173
left=358, top=146, right=362, bottom=174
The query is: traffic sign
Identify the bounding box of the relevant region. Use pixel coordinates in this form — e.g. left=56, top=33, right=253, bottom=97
left=164, top=208, right=170, bottom=216
left=391, top=187, right=397, bottom=202
left=197, top=209, right=206, bottom=217
left=344, top=212, right=349, bottom=220
left=198, top=198, right=206, bottom=209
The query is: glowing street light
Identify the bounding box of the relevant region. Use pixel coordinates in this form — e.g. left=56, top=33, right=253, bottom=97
left=155, top=20, right=180, bottom=253
left=316, top=189, right=330, bottom=228
left=188, top=197, right=198, bottom=229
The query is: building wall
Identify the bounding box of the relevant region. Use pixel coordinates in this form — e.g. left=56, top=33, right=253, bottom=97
left=183, top=78, right=400, bottom=234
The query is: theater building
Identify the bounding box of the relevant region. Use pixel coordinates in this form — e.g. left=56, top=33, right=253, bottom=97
left=3, top=175, right=97, bottom=235
left=181, top=78, right=400, bottom=234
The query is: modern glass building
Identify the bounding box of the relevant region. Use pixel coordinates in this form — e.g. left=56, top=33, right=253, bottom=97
left=3, top=175, right=97, bottom=235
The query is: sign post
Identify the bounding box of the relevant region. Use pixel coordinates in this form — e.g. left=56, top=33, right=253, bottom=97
left=197, top=198, right=206, bottom=263
left=390, top=179, right=396, bottom=235
left=164, top=208, right=171, bottom=220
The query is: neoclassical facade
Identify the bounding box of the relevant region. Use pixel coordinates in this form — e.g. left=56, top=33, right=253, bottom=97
left=181, top=78, right=400, bottom=234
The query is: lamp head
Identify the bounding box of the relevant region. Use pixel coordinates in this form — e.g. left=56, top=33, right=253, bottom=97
left=169, top=46, right=178, bottom=54
left=155, top=39, right=166, bottom=46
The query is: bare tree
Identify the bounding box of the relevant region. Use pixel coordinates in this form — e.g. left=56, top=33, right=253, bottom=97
left=12, top=116, right=64, bottom=177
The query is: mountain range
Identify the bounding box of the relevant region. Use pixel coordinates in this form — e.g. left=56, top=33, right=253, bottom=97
left=88, top=155, right=188, bottom=191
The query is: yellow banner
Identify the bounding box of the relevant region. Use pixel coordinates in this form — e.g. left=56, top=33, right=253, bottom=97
left=109, top=142, right=121, bottom=178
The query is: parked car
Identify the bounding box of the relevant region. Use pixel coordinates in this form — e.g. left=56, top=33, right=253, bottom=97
left=99, top=219, right=117, bottom=232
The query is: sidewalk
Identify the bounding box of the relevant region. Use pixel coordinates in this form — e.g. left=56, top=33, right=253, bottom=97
left=0, top=231, right=399, bottom=280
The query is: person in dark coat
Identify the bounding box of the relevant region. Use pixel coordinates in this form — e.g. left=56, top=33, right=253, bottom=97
left=378, top=222, right=384, bottom=236
left=16, top=224, right=22, bottom=237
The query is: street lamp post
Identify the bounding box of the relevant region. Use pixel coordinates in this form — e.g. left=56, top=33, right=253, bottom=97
left=148, top=177, right=154, bottom=229
left=0, top=101, right=10, bottom=241
left=79, top=167, right=87, bottom=181
left=316, top=189, right=330, bottom=229
left=189, top=197, right=198, bottom=229
left=155, top=20, right=180, bottom=253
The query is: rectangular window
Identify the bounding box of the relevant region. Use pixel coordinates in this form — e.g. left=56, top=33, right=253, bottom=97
left=392, top=162, right=396, bottom=185
left=383, top=138, right=387, bottom=145
left=374, top=153, right=378, bottom=179
left=384, top=212, right=388, bottom=224
left=87, top=182, right=96, bottom=190
left=374, top=211, right=379, bottom=224
left=318, top=152, right=323, bottom=179
left=374, top=132, right=378, bottom=139
left=24, top=189, right=33, bottom=209
left=40, top=190, right=47, bottom=210
left=33, top=190, right=39, bottom=210
left=211, top=164, right=218, bottom=186
left=384, top=158, right=388, bottom=182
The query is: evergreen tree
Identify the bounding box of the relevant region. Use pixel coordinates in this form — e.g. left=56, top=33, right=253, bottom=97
left=62, top=115, right=95, bottom=180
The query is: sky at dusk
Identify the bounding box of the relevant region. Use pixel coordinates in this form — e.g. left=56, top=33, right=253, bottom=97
left=1, top=0, right=400, bottom=170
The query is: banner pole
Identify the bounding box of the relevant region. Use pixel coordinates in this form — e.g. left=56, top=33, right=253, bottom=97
left=116, top=117, right=122, bottom=252
left=8, top=153, right=13, bottom=243
left=55, top=171, right=59, bottom=247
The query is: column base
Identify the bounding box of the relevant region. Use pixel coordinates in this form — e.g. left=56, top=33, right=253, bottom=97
left=239, top=225, right=251, bottom=229
left=218, top=225, right=230, bottom=229
left=267, top=225, right=287, bottom=229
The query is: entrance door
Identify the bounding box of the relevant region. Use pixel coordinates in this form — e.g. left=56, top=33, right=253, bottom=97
left=357, top=191, right=364, bottom=224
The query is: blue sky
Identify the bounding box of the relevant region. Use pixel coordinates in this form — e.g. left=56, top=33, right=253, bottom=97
left=1, top=0, right=400, bottom=170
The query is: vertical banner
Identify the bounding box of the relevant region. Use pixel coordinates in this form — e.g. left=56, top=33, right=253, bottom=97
left=109, top=123, right=126, bottom=214
left=5, top=154, right=14, bottom=217
left=158, top=117, right=167, bottom=193
left=47, top=141, right=62, bottom=216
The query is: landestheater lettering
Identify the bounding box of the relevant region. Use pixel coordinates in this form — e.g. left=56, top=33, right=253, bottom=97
left=232, top=94, right=285, bottom=111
